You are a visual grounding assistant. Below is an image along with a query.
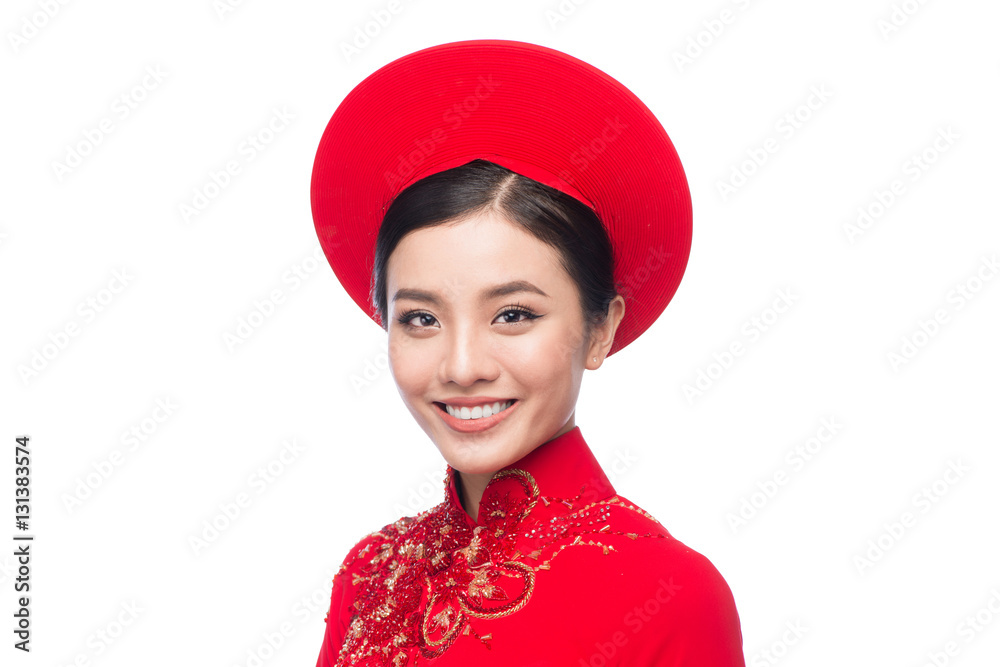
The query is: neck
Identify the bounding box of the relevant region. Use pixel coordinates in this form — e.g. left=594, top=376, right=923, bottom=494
left=457, top=470, right=493, bottom=521
left=454, top=417, right=578, bottom=520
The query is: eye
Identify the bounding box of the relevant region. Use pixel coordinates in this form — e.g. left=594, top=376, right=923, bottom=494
left=396, top=310, right=438, bottom=329
left=395, top=304, right=541, bottom=331
left=493, top=305, right=540, bottom=325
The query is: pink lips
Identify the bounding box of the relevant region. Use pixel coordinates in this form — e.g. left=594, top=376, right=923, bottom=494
left=433, top=399, right=519, bottom=433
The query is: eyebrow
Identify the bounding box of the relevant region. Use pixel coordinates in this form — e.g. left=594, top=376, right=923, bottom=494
left=391, top=280, right=550, bottom=306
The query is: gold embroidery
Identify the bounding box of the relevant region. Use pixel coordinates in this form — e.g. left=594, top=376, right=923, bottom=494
left=332, top=468, right=668, bottom=666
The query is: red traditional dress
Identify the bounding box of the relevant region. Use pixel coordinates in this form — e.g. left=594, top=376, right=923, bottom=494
left=316, top=426, right=745, bottom=666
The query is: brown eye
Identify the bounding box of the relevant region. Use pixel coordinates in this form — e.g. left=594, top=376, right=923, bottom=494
left=494, top=307, right=540, bottom=325
left=397, top=311, right=438, bottom=328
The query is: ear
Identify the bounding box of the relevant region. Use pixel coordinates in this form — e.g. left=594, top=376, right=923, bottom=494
left=586, top=295, right=626, bottom=369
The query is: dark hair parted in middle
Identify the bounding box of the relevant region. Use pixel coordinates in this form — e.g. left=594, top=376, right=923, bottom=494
left=371, top=159, right=619, bottom=341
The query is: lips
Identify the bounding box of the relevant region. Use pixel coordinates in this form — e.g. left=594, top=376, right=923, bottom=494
left=442, top=400, right=514, bottom=420
left=433, top=399, right=519, bottom=433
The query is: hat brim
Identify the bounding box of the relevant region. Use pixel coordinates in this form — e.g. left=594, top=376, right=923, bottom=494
left=311, top=39, right=691, bottom=357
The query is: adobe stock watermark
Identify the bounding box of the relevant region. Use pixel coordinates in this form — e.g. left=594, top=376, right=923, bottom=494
left=349, top=342, right=392, bottom=397
left=556, top=116, right=628, bottom=188
left=61, top=397, right=179, bottom=514
left=390, top=465, right=448, bottom=518
left=682, top=288, right=798, bottom=405
left=716, top=84, right=833, bottom=202
left=213, top=0, right=249, bottom=20
left=877, top=0, right=933, bottom=40
left=51, top=65, right=168, bottom=183
left=886, top=254, right=997, bottom=372
left=0, top=555, right=17, bottom=587
left=843, top=126, right=959, bottom=244
left=223, top=245, right=325, bottom=352
left=915, top=588, right=1000, bottom=667
left=179, top=106, right=294, bottom=223
left=54, top=600, right=144, bottom=666
left=16, top=267, right=134, bottom=386
left=579, top=577, right=683, bottom=666
left=853, top=458, right=970, bottom=575
left=544, top=0, right=591, bottom=31
left=749, top=619, right=808, bottom=667
left=600, top=447, right=638, bottom=487
left=7, top=0, right=73, bottom=54
left=188, top=438, right=305, bottom=556
left=384, top=75, right=500, bottom=190
left=618, top=245, right=672, bottom=304
left=339, top=0, right=415, bottom=63
left=726, top=417, right=843, bottom=534
left=232, top=569, right=338, bottom=667
left=671, top=0, right=758, bottom=73
left=377, top=274, right=470, bottom=385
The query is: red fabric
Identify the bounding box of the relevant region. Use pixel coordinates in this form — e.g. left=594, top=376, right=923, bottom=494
left=316, top=427, right=745, bottom=666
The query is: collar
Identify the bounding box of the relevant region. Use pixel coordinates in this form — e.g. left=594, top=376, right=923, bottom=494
left=444, top=426, right=616, bottom=527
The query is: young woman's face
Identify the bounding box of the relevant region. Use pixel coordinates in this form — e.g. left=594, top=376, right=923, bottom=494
left=386, top=211, right=595, bottom=476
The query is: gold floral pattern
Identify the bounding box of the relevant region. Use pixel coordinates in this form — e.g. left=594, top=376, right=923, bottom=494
left=330, top=466, right=667, bottom=666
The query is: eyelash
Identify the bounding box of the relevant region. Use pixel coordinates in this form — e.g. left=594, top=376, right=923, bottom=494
left=396, top=302, right=541, bottom=329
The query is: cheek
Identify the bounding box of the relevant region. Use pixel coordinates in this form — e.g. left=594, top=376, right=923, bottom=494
left=505, top=328, right=580, bottom=389
left=388, top=336, right=423, bottom=396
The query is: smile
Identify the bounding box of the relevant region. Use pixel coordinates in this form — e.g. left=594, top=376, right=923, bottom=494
left=444, top=400, right=513, bottom=420
left=433, top=399, right=519, bottom=433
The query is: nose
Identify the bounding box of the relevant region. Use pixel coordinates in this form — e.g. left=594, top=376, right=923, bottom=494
left=439, top=320, right=500, bottom=387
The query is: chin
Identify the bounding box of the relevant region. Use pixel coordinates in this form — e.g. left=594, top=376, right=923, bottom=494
left=438, top=444, right=513, bottom=476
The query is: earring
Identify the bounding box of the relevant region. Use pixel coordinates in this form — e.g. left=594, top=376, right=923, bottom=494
left=593, top=357, right=597, bottom=362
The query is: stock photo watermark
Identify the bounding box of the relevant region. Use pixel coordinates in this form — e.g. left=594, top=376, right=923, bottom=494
left=188, top=438, right=305, bottom=556
left=61, top=397, right=179, bottom=513
left=384, top=75, right=500, bottom=190
left=579, top=577, right=683, bottom=666
left=544, top=0, right=592, bottom=31
left=339, top=0, right=415, bottom=62
left=213, top=0, right=250, bottom=20
left=911, top=587, right=1000, bottom=667
left=877, top=0, right=934, bottom=40
left=716, top=84, right=833, bottom=202
left=53, top=600, right=144, bottom=667
left=682, top=288, right=798, bottom=404
left=853, top=459, right=970, bottom=575
left=223, top=246, right=325, bottom=351
left=886, top=254, right=997, bottom=372
left=843, top=125, right=959, bottom=244
left=16, top=267, right=134, bottom=385
left=671, top=0, right=758, bottom=73
left=178, top=106, right=294, bottom=223
left=7, top=0, right=73, bottom=53
left=232, top=569, right=338, bottom=667
left=556, top=116, right=628, bottom=188
left=749, top=619, right=808, bottom=667
left=51, top=65, right=168, bottom=183
left=726, top=417, right=844, bottom=534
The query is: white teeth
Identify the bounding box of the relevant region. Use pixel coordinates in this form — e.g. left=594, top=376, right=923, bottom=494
left=445, top=400, right=512, bottom=420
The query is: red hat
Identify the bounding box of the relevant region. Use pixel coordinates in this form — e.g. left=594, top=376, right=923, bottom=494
left=311, top=39, right=691, bottom=357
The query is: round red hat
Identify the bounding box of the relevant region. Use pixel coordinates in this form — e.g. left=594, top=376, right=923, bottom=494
left=311, top=39, right=691, bottom=357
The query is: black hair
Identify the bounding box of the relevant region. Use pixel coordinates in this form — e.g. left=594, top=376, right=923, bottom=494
left=371, top=159, right=618, bottom=342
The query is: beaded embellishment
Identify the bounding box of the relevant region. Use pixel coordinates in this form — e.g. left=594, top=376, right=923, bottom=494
left=331, top=467, right=667, bottom=666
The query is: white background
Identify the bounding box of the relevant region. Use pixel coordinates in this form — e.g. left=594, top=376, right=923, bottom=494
left=3, top=0, right=999, bottom=665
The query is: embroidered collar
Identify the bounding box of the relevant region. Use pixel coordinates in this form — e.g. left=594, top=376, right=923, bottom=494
left=444, top=425, right=616, bottom=526
left=334, top=425, right=664, bottom=666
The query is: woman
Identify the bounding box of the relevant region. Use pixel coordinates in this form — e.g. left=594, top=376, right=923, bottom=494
left=311, top=40, right=745, bottom=666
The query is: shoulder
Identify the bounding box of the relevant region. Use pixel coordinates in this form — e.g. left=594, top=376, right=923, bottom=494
left=595, top=495, right=746, bottom=663
left=331, top=511, right=422, bottom=582
left=606, top=494, right=739, bottom=604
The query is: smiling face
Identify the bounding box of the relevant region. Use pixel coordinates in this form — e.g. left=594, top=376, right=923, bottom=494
left=386, top=210, right=602, bottom=476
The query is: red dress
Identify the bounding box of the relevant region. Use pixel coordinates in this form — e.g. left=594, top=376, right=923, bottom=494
left=315, top=426, right=745, bottom=666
